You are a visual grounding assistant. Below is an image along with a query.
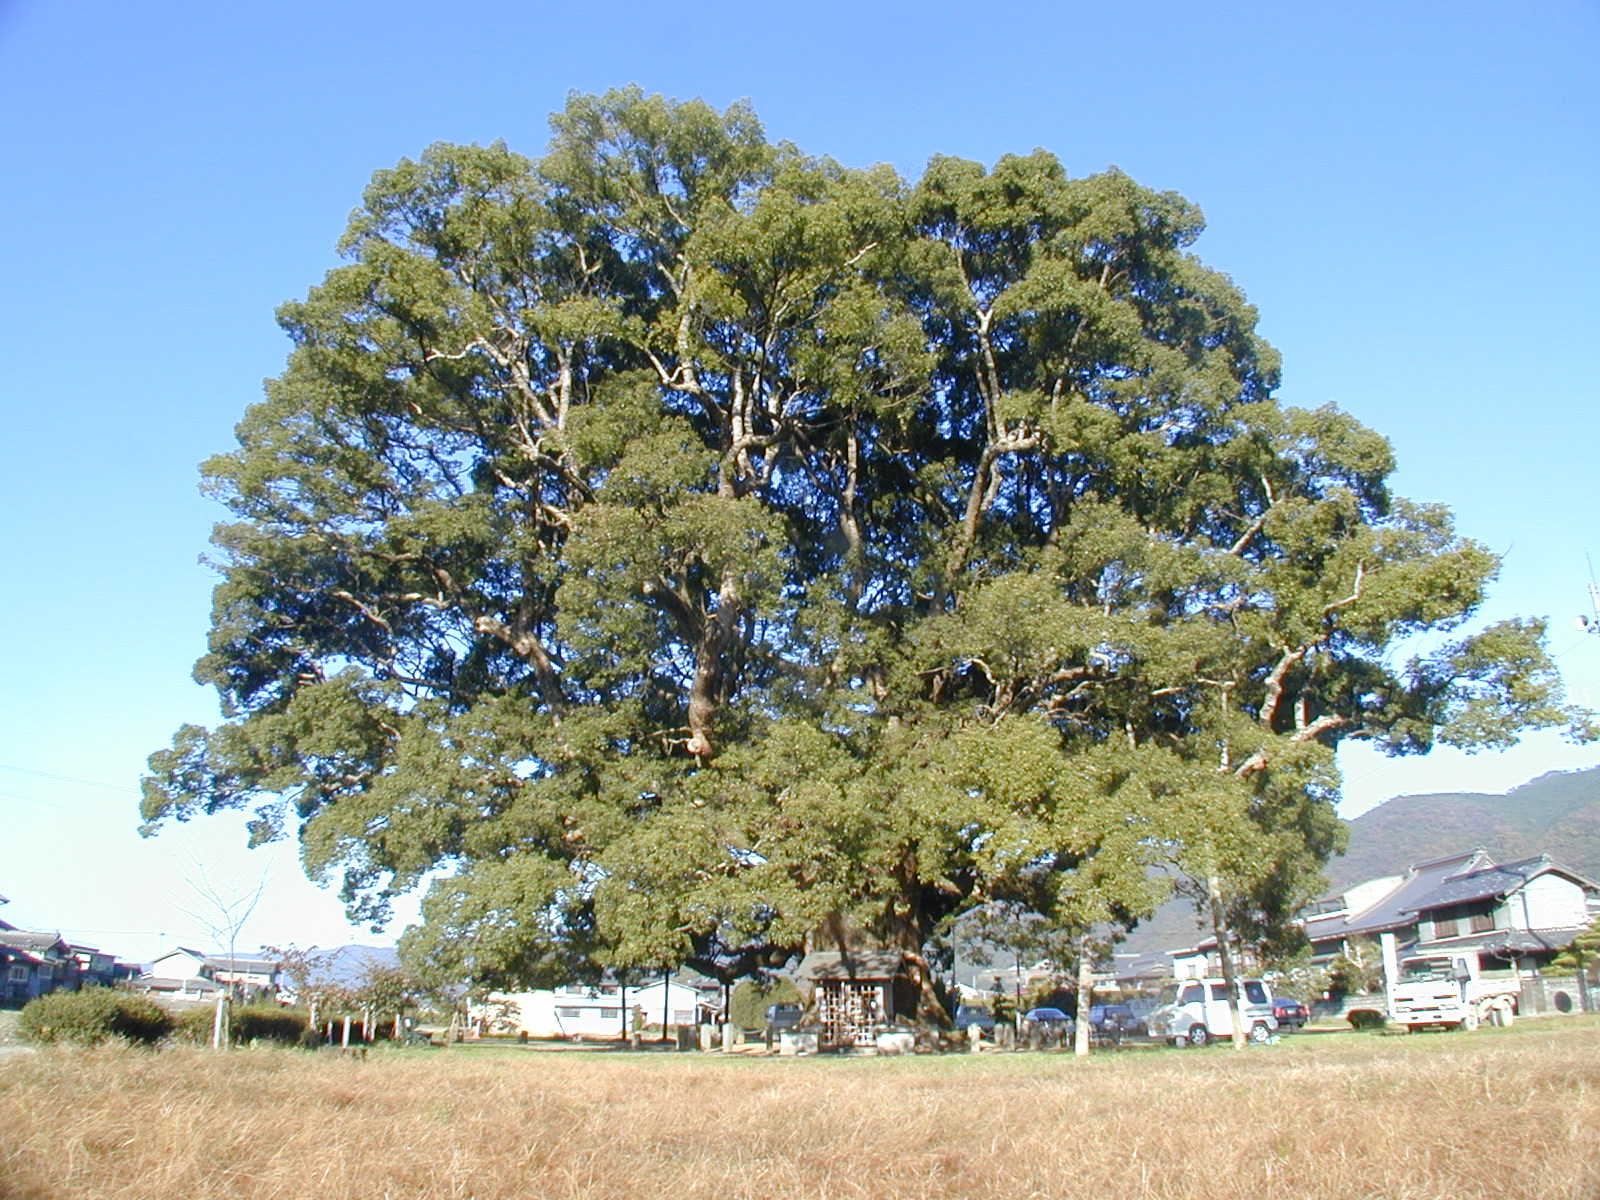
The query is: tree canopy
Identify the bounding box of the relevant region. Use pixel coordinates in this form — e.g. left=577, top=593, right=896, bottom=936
left=143, top=89, right=1589, bottom=1005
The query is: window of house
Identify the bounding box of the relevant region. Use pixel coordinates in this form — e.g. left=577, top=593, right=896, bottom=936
left=1433, top=915, right=1459, bottom=938
left=673, top=1010, right=694, bottom=1025
left=557, top=1006, right=584, bottom=1018
left=1469, top=910, right=1495, bottom=934
left=598, top=1008, right=620, bottom=1019
left=7, top=965, right=27, bottom=982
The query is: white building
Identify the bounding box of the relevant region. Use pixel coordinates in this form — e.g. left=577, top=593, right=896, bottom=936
left=136, top=947, right=280, bottom=1003
left=480, top=978, right=704, bottom=1039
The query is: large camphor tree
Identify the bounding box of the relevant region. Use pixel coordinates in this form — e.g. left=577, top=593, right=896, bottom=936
left=144, top=90, right=1588, bottom=1016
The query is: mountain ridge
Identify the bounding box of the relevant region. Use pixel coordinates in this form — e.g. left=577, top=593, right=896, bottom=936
left=1331, top=766, right=1600, bottom=890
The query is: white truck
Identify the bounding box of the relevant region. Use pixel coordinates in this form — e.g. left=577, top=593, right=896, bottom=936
left=1388, top=953, right=1519, bottom=1031
left=1145, top=977, right=1279, bottom=1047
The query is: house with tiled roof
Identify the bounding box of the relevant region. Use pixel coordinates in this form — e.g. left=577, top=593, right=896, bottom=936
left=135, top=947, right=281, bottom=1004
left=1304, top=848, right=1598, bottom=973
left=0, top=928, right=77, bottom=1005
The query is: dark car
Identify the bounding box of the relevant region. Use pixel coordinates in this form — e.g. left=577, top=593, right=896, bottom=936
left=1085, top=1003, right=1147, bottom=1042
left=953, top=1005, right=996, bottom=1034
left=765, top=1002, right=803, bottom=1032
left=1272, top=997, right=1309, bottom=1030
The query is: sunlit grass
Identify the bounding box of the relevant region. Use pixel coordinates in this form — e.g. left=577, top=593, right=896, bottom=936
left=2, top=1018, right=1597, bottom=1199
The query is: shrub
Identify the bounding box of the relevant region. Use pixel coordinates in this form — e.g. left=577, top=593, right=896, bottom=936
left=172, top=1002, right=310, bottom=1046
left=729, top=977, right=801, bottom=1029
left=233, top=1004, right=308, bottom=1045
left=175, top=1005, right=220, bottom=1044
left=18, top=988, right=174, bottom=1046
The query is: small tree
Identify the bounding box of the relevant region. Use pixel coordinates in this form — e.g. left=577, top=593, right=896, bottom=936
left=354, top=960, right=421, bottom=1040
left=173, top=853, right=269, bottom=1049
left=1327, top=935, right=1385, bottom=998
left=1260, top=945, right=1334, bottom=1010
left=1552, top=917, right=1600, bottom=1011
left=728, top=977, right=801, bottom=1031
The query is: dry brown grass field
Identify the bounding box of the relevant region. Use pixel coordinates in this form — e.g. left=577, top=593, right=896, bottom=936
left=3, top=1019, right=1598, bottom=1200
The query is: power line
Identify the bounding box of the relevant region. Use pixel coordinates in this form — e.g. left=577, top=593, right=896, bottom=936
left=0, top=763, right=139, bottom=794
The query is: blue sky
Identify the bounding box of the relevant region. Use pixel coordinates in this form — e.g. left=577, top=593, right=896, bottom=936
left=1, top=1, right=1596, bottom=963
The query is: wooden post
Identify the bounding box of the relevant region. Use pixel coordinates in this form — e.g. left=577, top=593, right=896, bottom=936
left=661, top=968, right=670, bottom=1043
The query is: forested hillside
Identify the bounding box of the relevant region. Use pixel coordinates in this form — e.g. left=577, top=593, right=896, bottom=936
left=1329, top=767, right=1600, bottom=890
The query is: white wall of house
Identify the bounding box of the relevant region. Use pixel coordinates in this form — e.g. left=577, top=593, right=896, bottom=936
left=1514, top=874, right=1589, bottom=930
left=148, top=949, right=211, bottom=980
left=485, top=980, right=702, bottom=1039
left=1342, top=876, right=1403, bottom=916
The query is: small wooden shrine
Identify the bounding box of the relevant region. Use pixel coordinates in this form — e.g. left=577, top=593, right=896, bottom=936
left=795, top=949, right=919, bottom=1049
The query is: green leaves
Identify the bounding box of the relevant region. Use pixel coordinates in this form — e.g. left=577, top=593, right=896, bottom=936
left=145, top=89, right=1589, bottom=992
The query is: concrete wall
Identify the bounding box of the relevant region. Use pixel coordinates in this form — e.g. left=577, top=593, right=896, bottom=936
left=1517, top=975, right=1595, bottom=1016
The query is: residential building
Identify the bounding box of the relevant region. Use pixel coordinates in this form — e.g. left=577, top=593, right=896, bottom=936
left=136, top=947, right=280, bottom=1003
left=0, top=929, right=76, bottom=1004
left=1304, top=849, right=1598, bottom=973
left=479, top=977, right=706, bottom=1039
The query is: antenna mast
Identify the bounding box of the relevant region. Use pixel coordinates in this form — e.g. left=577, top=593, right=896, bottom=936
left=1578, top=555, right=1600, bottom=636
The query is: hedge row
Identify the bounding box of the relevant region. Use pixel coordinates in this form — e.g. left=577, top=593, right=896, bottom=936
left=18, top=989, right=174, bottom=1046
left=174, top=1003, right=311, bottom=1045
left=19, top=991, right=311, bottom=1048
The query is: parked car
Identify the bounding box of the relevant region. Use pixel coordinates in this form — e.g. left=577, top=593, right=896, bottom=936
left=765, top=1003, right=803, bottom=1032
left=953, top=1005, right=996, bottom=1034
left=1085, top=1003, right=1147, bottom=1042
left=1271, top=997, right=1309, bottom=1030
left=1145, top=978, right=1278, bottom=1047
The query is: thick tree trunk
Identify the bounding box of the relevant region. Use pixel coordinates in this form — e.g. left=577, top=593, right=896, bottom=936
left=685, top=572, right=744, bottom=758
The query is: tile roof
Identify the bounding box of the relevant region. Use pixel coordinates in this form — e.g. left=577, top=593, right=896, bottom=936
left=797, top=950, right=915, bottom=981
left=0, top=930, right=69, bottom=955
left=1333, top=850, right=1493, bottom=937
left=1419, top=926, right=1591, bottom=956
left=1402, top=855, right=1599, bottom=913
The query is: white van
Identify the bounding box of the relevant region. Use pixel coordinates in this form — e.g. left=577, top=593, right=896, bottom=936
left=1145, top=978, right=1278, bottom=1046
